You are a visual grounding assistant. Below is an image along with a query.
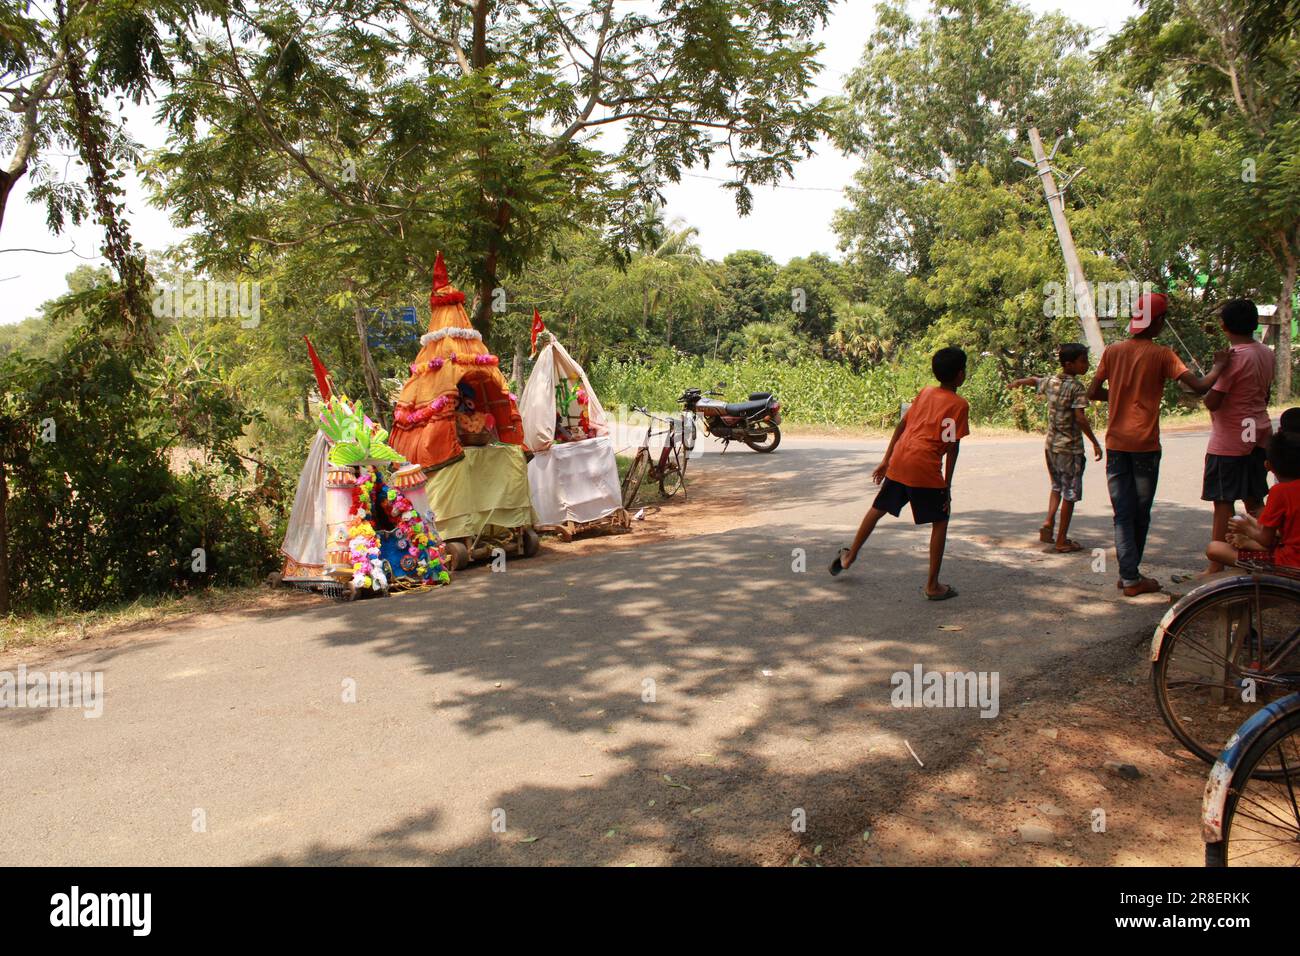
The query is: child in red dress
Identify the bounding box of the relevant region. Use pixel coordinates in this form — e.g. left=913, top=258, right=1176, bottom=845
left=1206, top=431, right=1300, bottom=569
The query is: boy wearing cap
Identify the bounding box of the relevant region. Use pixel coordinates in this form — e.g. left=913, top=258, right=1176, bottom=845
left=1202, top=299, right=1274, bottom=574
left=1085, top=292, right=1228, bottom=596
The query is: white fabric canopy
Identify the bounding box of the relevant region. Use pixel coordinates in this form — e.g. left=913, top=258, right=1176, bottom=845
left=280, top=430, right=330, bottom=564
left=527, top=436, right=623, bottom=526
left=519, top=337, right=610, bottom=452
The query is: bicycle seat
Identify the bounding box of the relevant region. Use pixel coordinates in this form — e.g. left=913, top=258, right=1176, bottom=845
left=725, top=399, right=770, bottom=416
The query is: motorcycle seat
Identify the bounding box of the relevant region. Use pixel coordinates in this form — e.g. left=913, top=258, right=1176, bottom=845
left=748, top=391, right=772, bottom=401
left=725, top=398, right=771, bottom=416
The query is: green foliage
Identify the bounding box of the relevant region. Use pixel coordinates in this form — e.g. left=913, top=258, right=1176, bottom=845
left=592, top=352, right=1026, bottom=430
left=0, top=282, right=277, bottom=613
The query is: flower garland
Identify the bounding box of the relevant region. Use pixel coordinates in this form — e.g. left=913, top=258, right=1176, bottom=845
left=419, top=326, right=482, bottom=347
left=348, top=469, right=386, bottom=592
left=382, top=487, right=451, bottom=585
left=408, top=353, right=500, bottom=376
left=430, top=288, right=466, bottom=307
left=393, top=395, right=454, bottom=427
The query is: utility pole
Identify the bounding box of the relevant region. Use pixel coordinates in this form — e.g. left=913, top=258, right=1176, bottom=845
left=1017, top=123, right=1105, bottom=364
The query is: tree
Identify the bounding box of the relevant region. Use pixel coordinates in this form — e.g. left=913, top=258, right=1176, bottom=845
left=149, top=0, right=835, bottom=348
left=832, top=0, right=1099, bottom=342
left=1105, top=0, right=1300, bottom=397
left=767, top=252, right=849, bottom=343
left=717, top=250, right=778, bottom=335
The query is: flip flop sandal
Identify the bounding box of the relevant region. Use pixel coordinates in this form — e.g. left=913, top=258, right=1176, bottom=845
left=1039, top=525, right=1054, bottom=543
left=923, top=585, right=958, bottom=601
left=830, top=548, right=852, bottom=576
left=1054, top=540, right=1083, bottom=553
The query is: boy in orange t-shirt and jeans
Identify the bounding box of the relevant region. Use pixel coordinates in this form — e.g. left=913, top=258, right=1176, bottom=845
left=830, top=347, right=969, bottom=600
left=1086, top=293, right=1228, bottom=596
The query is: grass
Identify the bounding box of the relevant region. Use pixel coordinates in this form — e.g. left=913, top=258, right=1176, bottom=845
left=0, top=585, right=291, bottom=655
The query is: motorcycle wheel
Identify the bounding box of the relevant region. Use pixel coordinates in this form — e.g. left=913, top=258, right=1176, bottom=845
left=744, top=425, right=781, bottom=453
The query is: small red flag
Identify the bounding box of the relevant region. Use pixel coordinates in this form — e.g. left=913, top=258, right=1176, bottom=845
left=530, top=308, right=546, bottom=356
left=303, top=336, right=332, bottom=402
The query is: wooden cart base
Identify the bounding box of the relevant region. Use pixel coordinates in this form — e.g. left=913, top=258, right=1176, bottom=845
left=538, top=508, right=632, bottom=542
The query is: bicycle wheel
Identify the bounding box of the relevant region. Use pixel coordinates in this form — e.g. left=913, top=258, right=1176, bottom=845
left=1153, top=579, right=1300, bottom=766
left=622, top=448, right=651, bottom=510
left=659, top=438, right=687, bottom=498
left=1206, top=708, right=1300, bottom=866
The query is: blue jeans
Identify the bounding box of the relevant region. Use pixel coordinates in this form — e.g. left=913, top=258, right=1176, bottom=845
left=1106, top=450, right=1161, bottom=585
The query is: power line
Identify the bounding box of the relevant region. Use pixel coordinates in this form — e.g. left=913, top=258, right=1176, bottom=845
left=682, top=172, right=845, bottom=193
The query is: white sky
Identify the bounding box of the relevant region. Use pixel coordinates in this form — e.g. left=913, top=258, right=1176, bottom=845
left=1, top=0, right=1138, bottom=324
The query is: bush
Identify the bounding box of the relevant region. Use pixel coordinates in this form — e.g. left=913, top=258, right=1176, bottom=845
left=1, top=321, right=278, bottom=613
left=589, top=352, right=1053, bottom=429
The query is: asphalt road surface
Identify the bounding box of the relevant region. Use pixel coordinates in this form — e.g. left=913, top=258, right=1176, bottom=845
left=0, top=430, right=1219, bottom=865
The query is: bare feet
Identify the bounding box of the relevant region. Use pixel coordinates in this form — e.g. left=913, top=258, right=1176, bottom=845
left=1122, top=577, right=1161, bottom=597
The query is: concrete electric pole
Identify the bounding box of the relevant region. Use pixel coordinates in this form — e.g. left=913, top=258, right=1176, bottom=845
left=1017, top=124, right=1106, bottom=365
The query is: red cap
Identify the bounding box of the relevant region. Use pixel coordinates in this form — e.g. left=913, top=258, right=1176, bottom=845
left=1130, top=292, right=1168, bottom=334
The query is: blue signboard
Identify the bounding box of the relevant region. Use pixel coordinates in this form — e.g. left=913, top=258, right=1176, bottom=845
left=366, top=306, right=421, bottom=354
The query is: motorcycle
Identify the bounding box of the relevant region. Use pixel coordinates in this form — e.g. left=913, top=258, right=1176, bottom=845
left=678, top=382, right=782, bottom=453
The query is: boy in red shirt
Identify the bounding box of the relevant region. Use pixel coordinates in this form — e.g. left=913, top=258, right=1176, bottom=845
left=1206, top=430, right=1300, bottom=569
left=830, top=347, right=969, bottom=600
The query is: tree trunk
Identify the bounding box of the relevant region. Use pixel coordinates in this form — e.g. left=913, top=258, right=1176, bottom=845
left=0, top=459, right=10, bottom=615
left=1277, top=250, right=1298, bottom=404
left=0, top=170, right=18, bottom=236
left=472, top=273, right=496, bottom=342
left=512, top=340, right=525, bottom=391
left=349, top=291, right=391, bottom=427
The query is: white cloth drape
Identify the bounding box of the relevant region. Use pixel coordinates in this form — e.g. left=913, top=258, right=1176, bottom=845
left=280, top=431, right=330, bottom=564
left=527, top=436, right=623, bottom=526
left=519, top=338, right=610, bottom=452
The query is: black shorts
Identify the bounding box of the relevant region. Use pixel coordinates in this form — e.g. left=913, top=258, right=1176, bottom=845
left=1202, top=449, right=1269, bottom=503
left=872, top=477, right=950, bottom=525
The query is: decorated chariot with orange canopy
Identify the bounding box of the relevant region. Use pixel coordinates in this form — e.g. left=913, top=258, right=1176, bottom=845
left=390, top=251, right=525, bottom=469
left=389, top=254, right=539, bottom=568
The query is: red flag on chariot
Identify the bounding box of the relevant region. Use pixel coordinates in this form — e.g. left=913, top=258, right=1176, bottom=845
left=303, top=336, right=332, bottom=402
left=530, top=308, right=546, bottom=356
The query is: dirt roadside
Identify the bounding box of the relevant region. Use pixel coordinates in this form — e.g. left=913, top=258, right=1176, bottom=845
left=777, top=633, right=1210, bottom=866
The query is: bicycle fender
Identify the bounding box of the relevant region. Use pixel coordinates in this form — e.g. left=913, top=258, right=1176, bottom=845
left=1149, top=574, right=1300, bottom=662
left=1201, top=691, right=1300, bottom=842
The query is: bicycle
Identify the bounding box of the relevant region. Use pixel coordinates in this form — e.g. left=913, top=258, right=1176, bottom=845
left=1203, top=687, right=1300, bottom=865
left=621, top=406, right=692, bottom=508
left=1151, top=563, right=1300, bottom=768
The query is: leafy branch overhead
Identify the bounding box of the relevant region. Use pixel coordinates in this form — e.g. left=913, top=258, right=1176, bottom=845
left=145, top=0, right=834, bottom=338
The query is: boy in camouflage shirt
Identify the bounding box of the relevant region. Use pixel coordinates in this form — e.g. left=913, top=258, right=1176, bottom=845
left=1010, top=343, right=1103, bottom=552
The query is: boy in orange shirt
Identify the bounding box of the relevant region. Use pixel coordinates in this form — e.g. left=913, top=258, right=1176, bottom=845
left=830, top=347, right=969, bottom=600
left=1206, top=431, right=1300, bottom=570
left=1086, top=292, right=1227, bottom=596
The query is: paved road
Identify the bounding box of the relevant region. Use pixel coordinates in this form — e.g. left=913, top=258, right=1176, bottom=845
left=0, top=431, right=1218, bottom=865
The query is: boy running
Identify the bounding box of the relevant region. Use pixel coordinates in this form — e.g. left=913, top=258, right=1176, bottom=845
left=830, top=347, right=969, bottom=601
left=1202, top=298, right=1274, bottom=573
left=1009, top=343, right=1103, bottom=552
left=1086, top=292, right=1228, bottom=596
